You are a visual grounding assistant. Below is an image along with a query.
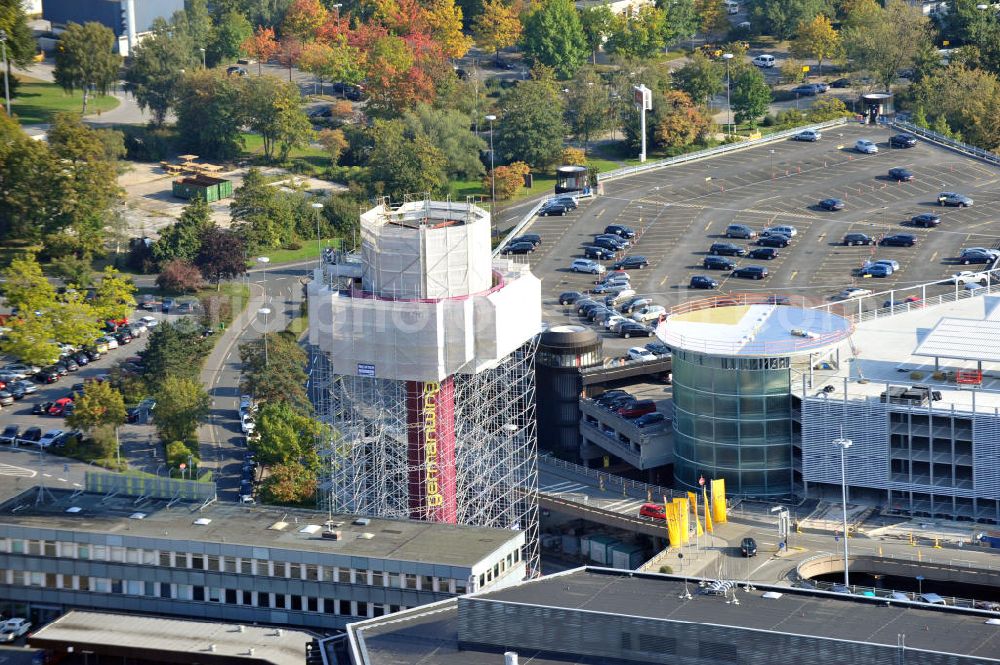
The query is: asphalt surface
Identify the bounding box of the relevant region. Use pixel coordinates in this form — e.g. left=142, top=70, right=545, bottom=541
left=512, top=123, right=1000, bottom=357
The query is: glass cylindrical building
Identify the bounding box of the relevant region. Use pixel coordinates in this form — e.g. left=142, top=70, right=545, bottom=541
left=659, top=296, right=852, bottom=496
left=536, top=326, right=602, bottom=457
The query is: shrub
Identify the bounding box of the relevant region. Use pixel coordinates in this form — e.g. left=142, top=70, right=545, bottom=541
left=283, top=241, right=302, bottom=250
left=659, top=565, right=673, bottom=574
left=155, top=259, right=205, bottom=294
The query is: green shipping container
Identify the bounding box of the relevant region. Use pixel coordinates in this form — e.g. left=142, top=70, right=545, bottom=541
left=172, top=175, right=233, bottom=203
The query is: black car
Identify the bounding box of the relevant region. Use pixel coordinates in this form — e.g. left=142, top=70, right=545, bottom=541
left=709, top=242, right=746, bottom=257
left=584, top=246, right=615, bottom=260
left=767, top=295, right=792, bottom=305
left=502, top=241, right=535, bottom=255
left=604, top=224, right=636, bottom=239
left=575, top=298, right=599, bottom=314
left=6, top=383, right=25, bottom=400
left=611, top=256, right=649, bottom=270
left=594, top=236, right=626, bottom=251
left=579, top=302, right=606, bottom=318
left=32, top=401, right=54, bottom=415
left=559, top=291, right=583, bottom=305
left=829, top=77, right=852, bottom=88
left=818, top=198, right=845, bottom=211
left=747, top=247, right=779, bottom=260
left=888, top=167, right=914, bottom=181
left=732, top=265, right=768, bottom=280
left=645, top=341, right=670, bottom=355
left=703, top=256, right=736, bottom=270
left=889, top=133, right=917, bottom=148
left=586, top=306, right=612, bottom=322
left=596, top=389, right=632, bottom=406
left=756, top=234, right=789, bottom=248
left=959, top=249, right=994, bottom=264
left=18, top=426, right=42, bottom=445
left=512, top=234, right=541, bottom=247
left=547, top=197, right=578, bottom=210
left=226, top=65, right=248, bottom=76
left=58, top=358, right=79, bottom=372
left=35, top=369, right=60, bottom=384
left=881, top=233, right=916, bottom=247
left=69, top=382, right=86, bottom=397
left=0, top=424, right=18, bottom=444
left=331, top=82, right=366, bottom=101
left=741, top=537, right=758, bottom=557
left=689, top=275, right=718, bottom=289
left=116, top=331, right=133, bottom=344
left=910, top=213, right=941, bottom=227
left=539, top=203, right=569, bottom=216
left=620, top=296, right=652, bottom=313
left=618, top=321, right=654, bottom=338
left=791, top=83, right=819, bottom=96
left=83, top=347, right=101, bottom=361
left=844, top=233, right=874, bottom=246
left=634, top=412, right=667, bottom=428
left=73, top=352, right=90, bottom=366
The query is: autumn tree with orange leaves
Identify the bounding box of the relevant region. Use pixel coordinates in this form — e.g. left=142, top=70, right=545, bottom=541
left=240, top=26, right=279, bottom=75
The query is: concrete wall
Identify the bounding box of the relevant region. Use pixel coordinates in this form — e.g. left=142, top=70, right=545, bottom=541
left=797, top=554, right=1000, bottom=589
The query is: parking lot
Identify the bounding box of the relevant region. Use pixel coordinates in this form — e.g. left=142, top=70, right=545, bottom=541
left=513, top=123, right=1000, bottom=354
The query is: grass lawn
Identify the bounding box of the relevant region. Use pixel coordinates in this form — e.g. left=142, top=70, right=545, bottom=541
left=263, top=238, right=344, bottom=265
left=240, top=132, right=331, bottom=172
left=11, top=81, right=120, bottom=125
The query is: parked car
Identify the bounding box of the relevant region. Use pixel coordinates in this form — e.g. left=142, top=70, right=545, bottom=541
left=703, top=256, right=736, bottom=270
left=3, top=364, right=39, bottom=379
left=634, top=412, right=667, bottom=428
left=6, top=383, right=25, bottom=400
left=604, top=224, right=636, bottom=239
left=855, top=139, right=878, bottom=154
left=539, top=203, right=570, bottom=216
left=938, top=192, right=973, bottom=207
left=604, top=289, right=636, bottom=306
left=0, top=618, right=31, bottom=642
left=888, top=167, right=914, bottom=181
left=102, top=336, right=119, bottom=349
left=793, top=129, right=821, bottom=141
left=910, top=213, right=941, bottom=227
left=889, top=133, right=917, bottom=148
left=632, top=305, right=666, bottom=322
left=584, top=246, right=615, bottom=260
left=883, top=295, right=922, bottom=308
left=18, top=426, right=42, bottom=446
left=570, top=259, right=605, bottom=274
left=829, top=77, right=852, bottom=88
left=593, top=237, right=626, bottom=253
left=836, top=287, right=872, bottom=300
left=48, top=397, right=74, bottom=416
left=617, top=399, right=657, bottom=418
left=861, top=263, right=893, bottom=277
left=596, top=390, right=632, bottom=406
left=611, top=255, right=649, bottom=270
left=645, top=342, right=670, bottom=356
left=689, top=275, right=719, bottom=289
left=0, top=425, right=18, bottom=444
left=740, top=537, right=758, bottom=557
left=950, top=270, right=991, bottom=285
left=747, top=247, right=779, bottom=260
left=57, top=358, right=79, bottom=372
left=38, top=429, right=66, bottom=449
left=32, top=402, right=54, bottom=415
left=763, top=225, right=797, bottom=237
left=869, top=259, right=900, bottom=271
left=881, top=233, right=916, bottom=247
left=843, top=233, right=875, bottom=246
left=0, top=391, right=13, bottom=406
left=757, top=234, right=789, bottom=248
left=559, top=291, right=583, bottom=305
left=732, top=265, right=768, bottom=280
left=752, top=54, right=775, bottom=67
left=502, top=241, right=536, bottom=255
left=35, top=369, right=60, bottom=384
left=593, top=279, right=631, bottom=294
left=73, top=352, right=90, bottom=366
left=620, top=296, right=652, bottom=313
left=639, top=503, right=666, bottom=520
left=791, top=83, right=820, bottom=96
left=818, top=198, right=845, bottom=211
left=959, top=248, right=996, bottom=264
left=545, top=196, right=578, bottom=210
left=710, top=242, right=746, bottom=256
left=618, top=322, right=654, bottom=338
left=627, top=346, right=656, bottom=361
left=725, top=224, right=757, bottom=239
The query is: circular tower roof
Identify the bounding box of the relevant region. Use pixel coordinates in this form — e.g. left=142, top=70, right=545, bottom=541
left=658, top=294, right=853, bottom=358
left=539, top=325, right=601, bottom=352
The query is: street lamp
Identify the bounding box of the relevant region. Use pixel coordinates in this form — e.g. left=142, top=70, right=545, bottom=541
left=485, top=114, right=497, bottom=214
left=258, top=307, right=271, bottom=366
left=311, top=202, right=324, bottom=266
left=722, top=53, right=734, bottom=136
left=199, top=47, right=206, bottom=68
left=256, top=256, right=270, bottom=302
left=833, top=436, right=853, bottom=589
left=0, top=30, right=10, bottom=116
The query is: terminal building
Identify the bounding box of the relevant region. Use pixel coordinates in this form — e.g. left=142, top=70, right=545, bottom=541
left=0, top=479, right=527, bottom=631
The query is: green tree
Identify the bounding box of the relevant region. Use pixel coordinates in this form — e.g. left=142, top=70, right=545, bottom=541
left=242, top=76, right=314, bottom=161
left=50, top=291, right=103, bottom=349
left=0, top=113, right=65, bottom=247
left=282, top=0, right=327, bottom=41
left=748, top=0, right=830, bottom=41
left=141, top=320, right=212, bottom=386
left=842, top=0, right=931, bottom=90
left=730, top=66, right=771, bottom=128
left=494, top=79, right=566, bottom=169
left=1, top=254, right=56, bottom=314
left=522, top=0, right=589, bottom=79
left=175, top=69, right=247, bottom=160
left=207, top=9, right=252, bottom=66
left=579, top=5, right=615, bottom=64
left=606, top=6, right=667, bottom=60
left=166, top=440, right=200, bottom=476
left=401, top=104, right=487, bottom=180
left=50, top=255, right=94, bottom=289
left=66, top=380, right=126, bottom=434
left=659, top=0, right=699, bottom=44
left=155, top=376, right=211, bottom=444
left=53, top=22, right=122, bottom=114
left=258, top=461, right=317, bottom=505
left=672, top=51, right=724, bottom=105
left=230, top=167, right=296, bottom=251
left=92, top=267, right=137, bottom=322
left=239, top=331, right=311, bottom=412
left=195, top=227, right=248, bottom=286
left=366, top=119, right=448, bottom=200
left=1, top=316, right=60, bottom=366
left=178, top=0, right=214, bottom=57
left=694, top=0, right=729, bottom=34
left=790, top=14, right=841, bottom=75
left=124, top=18, right=197, bottom=125
left=0, top=0, right=34, bottom=92
left=472, top=0, right=523, bottom=64
left=251, top=402, right=322, bottom=468
left=153, top=198, right=213, bottom=266
left=565, top=68, right=610, bottom=153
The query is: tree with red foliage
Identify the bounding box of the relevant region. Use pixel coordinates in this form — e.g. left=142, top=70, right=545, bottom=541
left=156, top=259, right=205, bottom=294
left=240, top=26, right=279, bottom=76
left=278, top=36, right=304, bottom=81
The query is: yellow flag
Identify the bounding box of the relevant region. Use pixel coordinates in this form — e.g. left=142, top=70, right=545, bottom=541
left=711, top=478, right=728, bottom=524
left=703, top=485, right=713, bottom=533
left=665, top=501, right=681, bottom=546
left=673, top=498, right=689, bottom=544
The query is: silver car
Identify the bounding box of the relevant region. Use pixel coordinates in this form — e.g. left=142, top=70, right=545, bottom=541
left=938, top=192, right=973, bottom=207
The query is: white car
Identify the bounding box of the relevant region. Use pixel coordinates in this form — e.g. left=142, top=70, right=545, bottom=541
left=103, top=336, right=119, bottom=349
left=763, top=225, right=798, bottom=237
left=139, top=316, right=159, bottom=328
left=38, top=429, right=66, bottom=448
left=793, top=129, right=821, bottom=142
left=570, top=259, right=605, bottom=275
left=855, top=139, right=878, bottom=154
left=752, top=54, right=775, bottom=68
left=950, top=270, right=991, bottom=286
left=0, top=618, right=30, bottom=642
left=632, top=305, right=666, bottom=322
left=241, top=414, right=256, bottom=435
left=604, top=314, right=628, bottom=330
left=627, top=346, right=657, bottom=362
left=836, top=287, right=873, bottom=300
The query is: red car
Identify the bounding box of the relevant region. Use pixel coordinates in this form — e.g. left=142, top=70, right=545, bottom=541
left=639, top=503, right=666, bottom=520
left=48, top=397, right=74, bottom=416
left=617, top=399, right=657, bottom=419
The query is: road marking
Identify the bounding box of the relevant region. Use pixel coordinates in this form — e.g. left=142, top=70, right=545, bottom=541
left=789, top=271, right=798, bottom=281
left=58, top=478, right=67, bottom=482
left=42, top=473, right=51, bottom=478
left=929, top=251, right=938, bottom=263
left=704, top=221, right=712, bottom=231
left=594, top=209, right=605, bottom=218
left=659, top=275, right=669, bottom=286
left=0, top=463, right=36, bottom=478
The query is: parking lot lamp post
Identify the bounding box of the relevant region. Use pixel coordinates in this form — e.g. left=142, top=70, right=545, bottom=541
left=723, top=53, right=734, bottom=136
left=256, top=256, right=270, bottom=305
left=311, top=202, right=324, bottom=266
left=259, top=308, right=271, bottom=367
left=200, top=47, right=206, bottom=68
left=485, top=114, right=496, bottom=213
left=0, top=30, right=10, bottom=116
left=833, top=436, right=853, bottom=589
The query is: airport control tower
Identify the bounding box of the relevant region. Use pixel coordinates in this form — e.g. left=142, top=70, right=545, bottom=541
left=308, top=199, right=542, bottom=573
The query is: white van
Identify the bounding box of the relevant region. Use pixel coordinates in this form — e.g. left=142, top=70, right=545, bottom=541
left=752, top=54, right=775, bottom=68
left=725, top=0, right=739, bottom=13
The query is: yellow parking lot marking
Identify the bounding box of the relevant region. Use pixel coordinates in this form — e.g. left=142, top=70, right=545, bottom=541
left=659, top=275, right=669, bottom=286
left=704, top=221, right=712, bottom=231
left=789, top=271, right=798, bottom=281
left=594, top=209, right=605, bottom=218
left=929, top=251, right=938, bottom=263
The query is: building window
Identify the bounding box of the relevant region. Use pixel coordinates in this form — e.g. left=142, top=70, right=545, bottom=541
left=110, top=547, right=125, bottom=562
left=159, top=583, right=171, bottom=599
left=225, top=589, right=237, bottom=604
left=241, top=590, right=252, bottom=605
left=479, top=573, right=485, bottom=587
left=275, top=594, right=287, bottom=609
left=92, top=545, right=107, bottom=560
left=44, top=541, right=57, bottom=557
left=191, top=555, right=205, bottom=570
left=337, top=568, right=351, bottom=583
left=126, top=580, right=143, bottom=595
left=206, top=555, right=219, bottom=571
left=455, top=579, right=466, bottom=594
left=193, top=586, right=205, bottom=601
left=307, top=597, right=318, bottom=612
left=404, top=574, right=417, bottom=589
left=339, top=600, right=351, bottom=615
left=288, top=563, right=301, bottom=579
left=10, top=540, right=23, bottom=554
left=240, top=559, right=253, bottom=575
left=421, top=575, right=434, bottom=590
left=159, top=552, right=172, bottom=567
left=209, top=587, right=221, bottom=602
left=258, top=593, right=271, bottom=609
left=305, top=565, right=318, bottom=581
left=291, top=596, right=302, bottom=611
left=27, top=540, right=41, bottom=556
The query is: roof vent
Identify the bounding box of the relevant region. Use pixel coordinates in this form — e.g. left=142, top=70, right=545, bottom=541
left=209, top=644, right=216, bottom=652
left=193, top=518, right=211, bottom=526
left=762, top=591, right=783, bottom=599
left=268, top=521, right=289, bottom=531
left=237, top=625, right=245, bottom=633
left=322, top=530, right=343, bottom=540
left=65, top=506, right=82, bottom=514
left=299, top=524, right=321, bottom=534
left=359, top=532, right=375, bottom=539
left=353, top=517, right=371, bottom=526
left=129, top=512, right=146, bottom=520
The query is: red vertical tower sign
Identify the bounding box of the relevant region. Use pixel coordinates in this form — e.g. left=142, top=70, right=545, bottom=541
left=405, top=378, right=458, bottom=523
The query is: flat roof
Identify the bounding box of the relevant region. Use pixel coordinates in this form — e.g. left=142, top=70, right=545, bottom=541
left=913, top=298, right=1000, bottom=363
left=659, top=302, right=852, bottom=357
left=0, top=485, right=520, bottom=567
left=481, top=569, right=1000, bottom=661
left=29, top=611, right=312, bottom=665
